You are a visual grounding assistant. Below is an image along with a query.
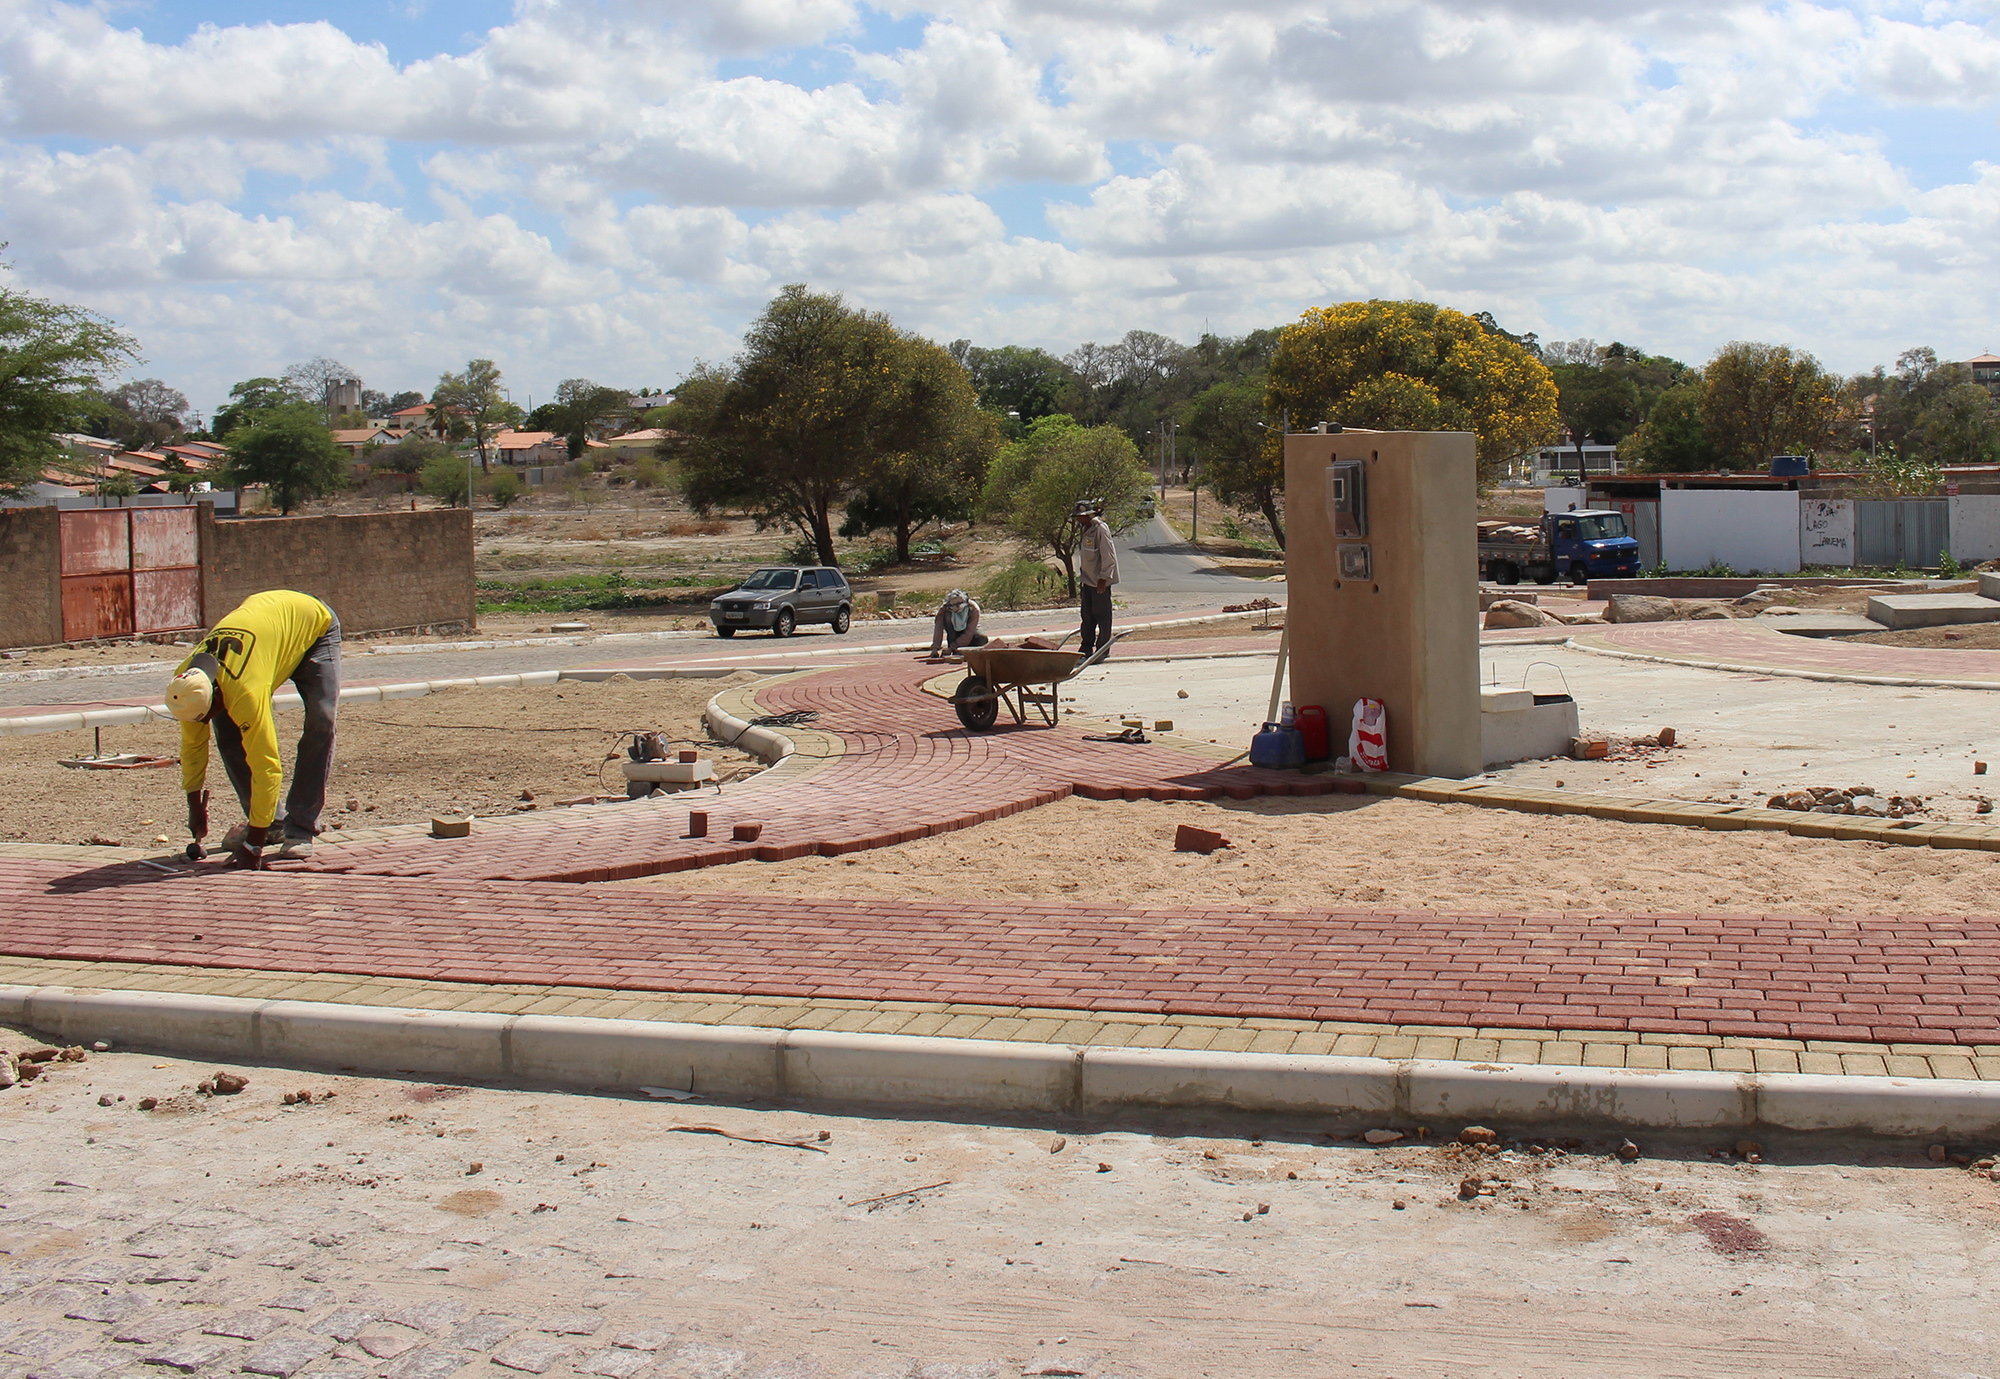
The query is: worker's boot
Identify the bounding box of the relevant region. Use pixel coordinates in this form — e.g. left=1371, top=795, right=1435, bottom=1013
left=219, top=823, right=249, bottom=853
left=274, top=830, right=314, bottom=860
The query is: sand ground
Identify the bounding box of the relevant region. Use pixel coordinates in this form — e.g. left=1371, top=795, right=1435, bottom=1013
left=633, top=791, right=2000, bottom=917
left=0, top=676, right=755, bottom=847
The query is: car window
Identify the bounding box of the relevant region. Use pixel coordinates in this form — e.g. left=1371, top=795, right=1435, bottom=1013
left=1576, top=515, right=1627, bottom=540
left=1557, top=520, right=1577, bottom=539
left=741, top=569, right=798, bottom=591
left=797, top=571, right=820, bottom=589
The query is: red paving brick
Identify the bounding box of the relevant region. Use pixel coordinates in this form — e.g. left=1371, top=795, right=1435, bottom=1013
left=8, top=627, right=1998, bottom=1045
left=276, top=651, right=1331, bottom=883
left=1, top=855, right=1995, bottom=1042
left=1584, top=621, right=2000, bottom=682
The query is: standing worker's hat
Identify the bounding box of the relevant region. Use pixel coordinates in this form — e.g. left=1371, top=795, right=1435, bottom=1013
left=164, top=666, right=214, bottom=722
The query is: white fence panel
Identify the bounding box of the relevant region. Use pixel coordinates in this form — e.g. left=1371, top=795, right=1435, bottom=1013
left=1949, top=495, right=2000, bottom=563
left=1800, top=498, right=1855, bottom=568
left=1660, top=489, right=1802, bottom=574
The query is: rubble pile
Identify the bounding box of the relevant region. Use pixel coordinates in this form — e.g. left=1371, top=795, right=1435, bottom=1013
left=1765, top=785, right=1929, bottom=819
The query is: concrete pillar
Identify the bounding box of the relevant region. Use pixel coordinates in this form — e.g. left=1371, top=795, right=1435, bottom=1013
left=1283, top=429, right=1480, bottom=778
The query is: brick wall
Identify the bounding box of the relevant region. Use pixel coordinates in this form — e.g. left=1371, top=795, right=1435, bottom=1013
left=0, top=507, right=62, bottom=648
left=201, top=508, right=474, bottom=636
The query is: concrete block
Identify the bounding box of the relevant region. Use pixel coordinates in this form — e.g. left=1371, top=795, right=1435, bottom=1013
left=507, top=1016, right=782, bottom=1098
left=260, top=1001, right=511, bottom=1080
left=1479, top=687, right=1534, bottom=712
left=21, top=987, right=257, bottom=1060
left=1755, top=1073, right=2000, bottom=1137
left=784, top=1030, right=1077, bottom=1114
left=1080, top=1047, right=1398, bottom=1118
left=1480, top=698, right=1580, bottom=767
left=1406, top=1060, right=1754, bottom=1129
left=1982, top=571, right=2000, bottom=602
left=1866, top=593, right=2000, bottom=629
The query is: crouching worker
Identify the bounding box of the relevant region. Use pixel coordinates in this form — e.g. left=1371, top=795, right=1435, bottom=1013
left=928, top=589, right=989, bottom=656
left=165, top=590, right=341, bottom=869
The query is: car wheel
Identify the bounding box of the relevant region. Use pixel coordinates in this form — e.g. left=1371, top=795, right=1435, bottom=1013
left=773, top=608, right=795, bottom=638
left=715, top=626, right=735, bottom=638
left=1492, top=563, right=1519, bottom=586
left=833, top=604, right=851, bottom=634
left=954, top=675, right=997, bottom=732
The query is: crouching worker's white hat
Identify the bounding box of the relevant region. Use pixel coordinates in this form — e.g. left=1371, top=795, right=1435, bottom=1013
left=165, top=666, right=214, bottom=722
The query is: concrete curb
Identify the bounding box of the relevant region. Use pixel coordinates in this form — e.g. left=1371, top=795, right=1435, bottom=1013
left=1569, top=635, right=2000, bottom=692
left=702, top=688, right=795, bottom=765
left=6, top=984, right=1996, bottom=1137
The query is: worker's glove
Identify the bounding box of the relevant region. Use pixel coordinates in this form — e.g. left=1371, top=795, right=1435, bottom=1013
left=228, top=823, right=269, bottom=871
left=186, top=791, right=209, bottom=841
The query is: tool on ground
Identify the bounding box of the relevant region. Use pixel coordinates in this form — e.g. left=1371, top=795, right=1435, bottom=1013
left=616, top=730, right=715, bottom=799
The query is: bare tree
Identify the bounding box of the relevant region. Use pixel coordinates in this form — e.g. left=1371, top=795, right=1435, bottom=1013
left=283, top=357, right=359, bottom=418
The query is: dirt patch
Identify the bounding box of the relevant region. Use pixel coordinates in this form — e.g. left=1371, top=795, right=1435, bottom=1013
left=0, top=675, right=759, bottom=846
left=1843, top=623, right=2000, bottom=650
left=437, top=1189, right=505, bottom=1217
left=628, top=792, right=2000, bottom=916
left=1690, top=1210, right=1769, bottom=1254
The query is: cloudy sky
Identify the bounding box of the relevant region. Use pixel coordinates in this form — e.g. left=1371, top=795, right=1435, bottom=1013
left=2, top=0, right=1996, bottom=417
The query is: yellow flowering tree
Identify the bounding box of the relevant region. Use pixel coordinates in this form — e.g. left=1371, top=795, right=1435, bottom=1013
left=1264, top=300, right=1558, bottom=485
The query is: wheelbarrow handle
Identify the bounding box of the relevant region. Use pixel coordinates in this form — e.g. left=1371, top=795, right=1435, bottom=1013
left=1068, top=630, right=1128, bottom=674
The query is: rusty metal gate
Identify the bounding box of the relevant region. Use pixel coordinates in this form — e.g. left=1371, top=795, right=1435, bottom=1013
left=59, top=507, right=203, bottom=641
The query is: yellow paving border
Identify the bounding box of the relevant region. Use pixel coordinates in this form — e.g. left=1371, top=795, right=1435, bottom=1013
left=1, top=954, right=1993, bottom=1081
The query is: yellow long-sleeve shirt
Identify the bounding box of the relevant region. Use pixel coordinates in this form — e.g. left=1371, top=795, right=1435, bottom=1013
left=176, top=591, right=332, bottom=827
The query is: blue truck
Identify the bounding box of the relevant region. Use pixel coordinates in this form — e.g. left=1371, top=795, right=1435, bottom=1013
left=1477, top=510, right=1641, bottom=585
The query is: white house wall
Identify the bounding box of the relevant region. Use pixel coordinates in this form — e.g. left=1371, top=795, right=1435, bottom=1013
left=1800, top=498, right=1855, bottom=568
left=1660, top=489, right=1802, bottom=574
left=1949, top=495, right=2000, bottom=562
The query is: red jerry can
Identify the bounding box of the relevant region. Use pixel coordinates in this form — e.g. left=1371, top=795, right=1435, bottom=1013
left=1294, top=704, right=1331, bottom=761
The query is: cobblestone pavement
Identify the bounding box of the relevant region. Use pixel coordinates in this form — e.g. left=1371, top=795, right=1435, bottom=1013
left=1575, top=621, right=2000, bottom=685
left=4, top=1031, right=1996, bottom=1378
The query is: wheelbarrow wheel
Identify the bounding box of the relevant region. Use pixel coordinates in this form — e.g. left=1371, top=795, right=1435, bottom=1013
left=953, top=674, right=998, bottom=732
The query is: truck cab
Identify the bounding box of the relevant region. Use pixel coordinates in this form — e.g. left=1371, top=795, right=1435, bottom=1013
left=1544, top=510, right=1640, bottom=583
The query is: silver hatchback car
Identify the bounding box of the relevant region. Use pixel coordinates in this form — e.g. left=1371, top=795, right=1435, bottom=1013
left=710, top=566, right=853, bottom=637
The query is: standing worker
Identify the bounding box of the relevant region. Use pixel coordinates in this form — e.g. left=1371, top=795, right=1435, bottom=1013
left=164, top=590, right=341, bottom=869
left=1075, top=499, right=1118, bottom=657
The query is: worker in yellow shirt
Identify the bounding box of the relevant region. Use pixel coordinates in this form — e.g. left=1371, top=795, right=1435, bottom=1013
left=164, top=590, right=341, bottom=869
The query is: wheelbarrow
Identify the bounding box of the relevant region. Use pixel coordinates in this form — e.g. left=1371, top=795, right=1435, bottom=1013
left=949, top=633, right=1124, bottom=730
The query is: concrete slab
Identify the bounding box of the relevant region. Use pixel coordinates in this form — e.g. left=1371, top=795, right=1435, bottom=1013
left=1866, top=592, right=2000, bottom=629
left=1984, top=570, right=2000, bottom=601
left=1757, top=610, right=1889, bottom=637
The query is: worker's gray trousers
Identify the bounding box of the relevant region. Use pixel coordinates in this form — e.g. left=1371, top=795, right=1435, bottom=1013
left=212, top=611, right=341, bottom=840
left=1079, top=584, right=1114, bottom=656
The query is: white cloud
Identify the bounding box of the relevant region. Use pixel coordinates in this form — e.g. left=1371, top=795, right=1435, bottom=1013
left=1, top=0, right=1997, bottom=406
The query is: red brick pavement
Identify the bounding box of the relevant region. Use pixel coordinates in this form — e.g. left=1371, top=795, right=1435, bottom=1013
left=2, top=855, right=1994, bottom=1042
left=283, top=646, right=1333, bottom=884
left=1583, top=621, right=2000, bottom=682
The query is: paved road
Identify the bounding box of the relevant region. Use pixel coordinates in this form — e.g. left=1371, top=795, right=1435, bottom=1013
left=4, top=1030, right=1985, bottom=1378
left=0, top=523, right=1276, bottom=712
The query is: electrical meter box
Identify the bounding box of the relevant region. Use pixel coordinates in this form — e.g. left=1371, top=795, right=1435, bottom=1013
left=1284, top=429, right=1479, bottom=777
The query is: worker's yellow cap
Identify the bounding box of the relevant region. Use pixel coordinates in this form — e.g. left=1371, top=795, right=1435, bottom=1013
left=164, top=667, right=213, bottom=722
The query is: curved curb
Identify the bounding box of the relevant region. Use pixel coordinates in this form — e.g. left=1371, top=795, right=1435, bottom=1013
left=7, top=983, right=1995, bottom=1138
left=703, top=686, right=796, bottom=765
left=1568, top=633, right=2000, bottom=692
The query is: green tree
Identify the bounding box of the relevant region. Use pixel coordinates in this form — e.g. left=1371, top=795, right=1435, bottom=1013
left=221, top=405, right=346, bottom=514
left=103, top=378, right=190, bottom=451
left=420, top=448, right=471, bottom=507
left=1549, top=361, right=1641, bottom=475
left=0, top=272, right=140, bottom=495
left=946, top=343, right=1072, bottom=428
left=1179, top=375, right=1286, bottom=548
left=432, top=359, right=516, bottom=471
left=980, top=416, right=1151, bottom=595
left=483, top=470, right=525, bottom=508
left=1265, top=300, right=1559, bottom=486
left=1698, top=341, right=1840, bottom=469
left=842, top=337, right=1000, bottom=562
left=666, top=285, right=974, bottom=567
left=1918, top=382, right=2000, bottom=466
left=547, top=378, right=628, bottom=458
left=211, top=377, right=300, bottom=438
left=1621, top=383, right=1717, bottom=472
left=369, top=435, right=451, bottom=476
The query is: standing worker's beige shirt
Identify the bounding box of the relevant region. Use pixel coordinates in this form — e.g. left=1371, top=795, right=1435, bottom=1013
left=1079, top=517, right=1118, bottom=586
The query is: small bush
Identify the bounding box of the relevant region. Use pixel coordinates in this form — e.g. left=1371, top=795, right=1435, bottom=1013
left=632, top=456, right=668, bottom=489
left=576, top=524, right=607, bottom=542
left=484, top=471, right=524, bottom=508
left=980, top=556, right=1066, bottom=610
left=779, top=534, right=822, bottom=565
left=1940, top=550, right=1963, bottom=578
left=666, top=520, right=727, bottom=537
left=419, top=451, right=469, bottom=507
